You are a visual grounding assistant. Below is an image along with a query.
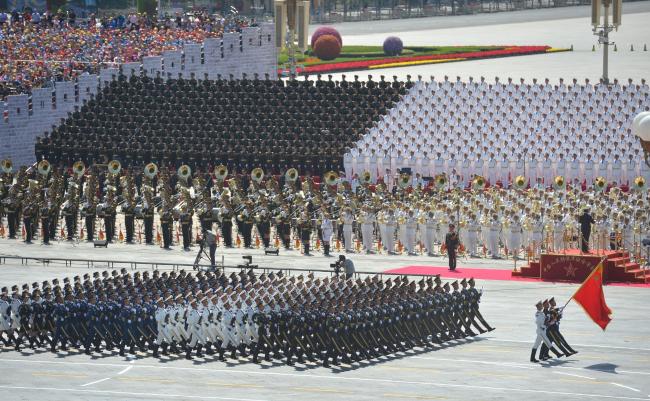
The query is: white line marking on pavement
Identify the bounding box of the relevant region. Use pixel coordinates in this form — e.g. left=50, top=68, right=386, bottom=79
left=117, top=366, right=132, bottom=375
left=553, top=372, right=596, bottom=380
left=611, top=383, right=642, bottom=392
left=0, top=386, right=269, bottom=401
left=0, top=359, right=648, bottom=401
left=79, top=378, right=111, bottom=387
left=487, top=338, right=650, bottom=352
left=411, top=356, right=534, bottom=369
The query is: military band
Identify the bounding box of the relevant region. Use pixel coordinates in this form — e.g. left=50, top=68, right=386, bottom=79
left=0, top=160, right=648, bottom=259
left=0, top=269, right=493, bottom=366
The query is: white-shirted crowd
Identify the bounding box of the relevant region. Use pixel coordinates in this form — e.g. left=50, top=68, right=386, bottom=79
left=344, top=76, right=650, bottom=187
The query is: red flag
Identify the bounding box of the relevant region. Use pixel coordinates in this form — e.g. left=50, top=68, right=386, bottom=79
left=572, top=262, right=612, bottom=330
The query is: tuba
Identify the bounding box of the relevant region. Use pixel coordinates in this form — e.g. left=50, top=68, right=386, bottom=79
left=514, top=175, right=526, bottom=190
left=398, top=173, right=411, bottom=189
left=285, top=168, right=299, bottom=182
left=1, top=158, right=12, bottom=174
left=361, top=171, right=372, bottom=185
left=324, top=171, right=338, bottom=186
left=472, top=176, right=486, bottom=191
left=594, top=176, right=607, bottom=191
left=553, top=175, right=566, bottom=190
left=214, top=164, right=228, bottom=181
left=251, top=167, right=264, bottom=183
left=435, top=174, right=447, bottom=189
left=108, top=160, right=121, bottom=175
left=73, top=161, right=85, bottom=178
left=37, top=159, right=51, bottom=176
left=178, top=164, right=192, bottom=181
left=633, top=176, right=646, bottom=191
left=144, top=162, right=158, bottom=179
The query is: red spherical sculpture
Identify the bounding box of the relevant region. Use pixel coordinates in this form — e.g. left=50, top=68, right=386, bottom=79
left=311, top=26, right=342, bottom=49
left=313, top=34, right=342, bottom=61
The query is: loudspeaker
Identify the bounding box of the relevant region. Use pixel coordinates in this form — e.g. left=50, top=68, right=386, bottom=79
left=265, top=247, right=280, bottom=256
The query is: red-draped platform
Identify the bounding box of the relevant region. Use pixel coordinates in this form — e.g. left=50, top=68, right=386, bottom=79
left=512, top=249, right=649, bottom=284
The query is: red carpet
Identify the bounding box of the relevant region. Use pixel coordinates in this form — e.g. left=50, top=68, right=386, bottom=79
left=383, top=265, right=650, bottom=288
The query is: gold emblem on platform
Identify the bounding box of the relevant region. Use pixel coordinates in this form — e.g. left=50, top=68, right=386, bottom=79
left=563, top=263, right=578, bottom=278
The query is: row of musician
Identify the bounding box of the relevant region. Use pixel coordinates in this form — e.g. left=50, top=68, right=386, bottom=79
left=0, top=159, right=648, bottom=258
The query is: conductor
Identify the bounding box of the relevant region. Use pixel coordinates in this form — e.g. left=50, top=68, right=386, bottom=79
left=578, top=207, right=595, bottom=253
left=445, top=224, right=460, bottom=271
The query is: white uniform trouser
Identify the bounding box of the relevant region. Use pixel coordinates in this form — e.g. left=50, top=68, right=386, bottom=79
left=385, top=224, right=395, bottom=253
left=406, top=228, right=416, bottom=253
left=188, top=325, right=204, bottom=347
left=533, top=328, right=553, bottom=349
left=488, top=230, right=499, bottom=256
left=245, top=323, right=258, bottom=344
left=425, top=228, right=435, bottom=254
left=205, top=322, right=222, bottom=344
left=361, top=223, right=374, bottom=251
left=467, top=231, right=478, bottom=255
left=553, top=232, right=564, bottom=252
left=510, top=233, right=521, bottom=255
left=156, top=323, right=173, bottom=345
left=343, top=225, right=353, bottom=250
left=171, top=321, right=187, bottom=342
left=220, top=325, right=239, bottom=349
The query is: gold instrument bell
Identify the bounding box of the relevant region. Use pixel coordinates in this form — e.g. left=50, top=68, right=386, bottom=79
left=214, top=164, right=228, bottom=181
left=251, top=167, right=264, bottom=183
left=73, top=161, right=86, bottom=178
left=285, top=168, right=299, bottom=182
left=361, top=171, right=372, bottom=184
left=324, top=171, right=338, bottom=186
left=633, top=176, right=646, bottom=190
left=144, top=162, right=158, bottom=179
left=108, top=160, right=121, bottom=175
left=514, top=175, right=526, bottom=189
left=1, top=158, right=12, bottom=173
left=398, top=173, right=411, bottom=189
left=178, top=164, right=192, bottom=181
left=37, top=159, right=51, bottom=176
left=472, top=176, right=486, bottom=190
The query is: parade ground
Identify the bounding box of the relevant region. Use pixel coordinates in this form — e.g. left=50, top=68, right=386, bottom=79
left=0, top=238, right=649, bottom=401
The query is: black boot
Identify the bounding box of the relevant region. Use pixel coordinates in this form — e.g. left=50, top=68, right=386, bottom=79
left=153, top=344, right=159, bottom=358
left=196, top=345, right=203, bottom=358
left=530, top=348, right=539, bottom=363
left=550, top=346, right=564, bottom=358
left=162, top=343, right=169, bottom=356
left=185, top=347, right=193, bottom=360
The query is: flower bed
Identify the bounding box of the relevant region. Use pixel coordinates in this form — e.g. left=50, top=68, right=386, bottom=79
left=280, top=46, right=570, bottom=75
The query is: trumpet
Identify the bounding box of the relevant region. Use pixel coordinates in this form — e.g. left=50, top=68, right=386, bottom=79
left=144, top=162, right=158, bottom=179
left=108, top=160, right=121, bottom=175
left=285, top=168, right=299, bottom=182
left=73, top=161, right=85, bottom=178
left=1, top=158, right=12, bottom=174
left=37, top=160, right=51, bottom=176
left=214, top=164, right=228, bottom=181
left=251, top=167, right=264, bottom=183
left=178, top=164, right=192, bottom=181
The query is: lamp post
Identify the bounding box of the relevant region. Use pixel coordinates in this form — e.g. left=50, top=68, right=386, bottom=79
left=632, top=112, right=650, bottom=168
left=591, top=0, right=621, bottom=85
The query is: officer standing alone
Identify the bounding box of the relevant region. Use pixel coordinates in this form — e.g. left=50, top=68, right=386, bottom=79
left=445, top=224, right=460, bottom=271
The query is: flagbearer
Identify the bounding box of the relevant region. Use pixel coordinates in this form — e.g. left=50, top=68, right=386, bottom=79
left=530, top=300, right=564, bottom=363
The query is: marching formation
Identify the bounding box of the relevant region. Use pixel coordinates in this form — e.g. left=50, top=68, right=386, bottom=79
left=531, top=298, right=577, bottom=363
left=0, top=159, right=648, bottom=260
left=0, top=268, right=494, bottom=366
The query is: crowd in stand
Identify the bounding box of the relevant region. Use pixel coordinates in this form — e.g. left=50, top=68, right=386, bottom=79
left=0, top=8, right=254, bottom=98
left=346, top=76, right=650, bottom=187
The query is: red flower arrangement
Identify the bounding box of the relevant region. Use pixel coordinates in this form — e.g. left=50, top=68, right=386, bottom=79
left=289, top=46, right=554, bottom=75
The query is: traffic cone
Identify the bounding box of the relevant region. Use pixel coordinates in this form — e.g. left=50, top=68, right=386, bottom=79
left=156, top=227, right=161, bottom=245
left=355, top=239, right=361, bottom=252
left=118, top=226, right=124, bottom=243
left=255, top=234, right=260, bottom=248
left=419, top=241, right=424, bottom=254
left=275, top=236, right=280, bottom=248
left=295, top=237, right=300, bottom=250
left=0, top=223, right=5, bottom=238
left=22, top=225, right=25, bottom=239
left=336, top=239, right=341, bottom=251
left=397, top=241, right=404, bottom=254
left=60, top=226, right=65, bottom=238
left=80, top=227, right=84, bottom=240
left=613, top=44, right=617, bottom=51
left=138, top=229, right=142, bottom=243
left=195, top=227, right=201, bottom=243
left=175, top=227, right=180, bottom=244
left=315, top=238, right=321, bottom=251
left=99, top=228, right=105, bottom=240
left=236, top=235, right=242, bottom=248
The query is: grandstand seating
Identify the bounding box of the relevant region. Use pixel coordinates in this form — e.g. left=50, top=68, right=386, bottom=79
left=36, top=75, right=409, bottom=175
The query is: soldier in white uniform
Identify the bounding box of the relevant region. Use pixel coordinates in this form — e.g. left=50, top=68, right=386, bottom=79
left=185, top=299, right=204, bottom=359
left=487, top=214, right=501, bottom=258
left=341, top=207, right=355, bottom=252
left=384, top=210, right=397, bottom=255
left=530, top=300, right=564, bottom=362
left=321, top=214, right=334, bottom=257
left=509, top=214, right=523, bottom=260
left=425, top=211, right=437, bottom=256
left=153, top=296, right=172, bottom=357
left=0, top=287, right=13, bottom=347
left=360, top=207, right=376, bottom=254
left=405, top=210, right=418, bottom=255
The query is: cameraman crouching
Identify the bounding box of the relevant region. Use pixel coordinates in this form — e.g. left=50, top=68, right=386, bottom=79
left=333, top=255, right=355, bottom=279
